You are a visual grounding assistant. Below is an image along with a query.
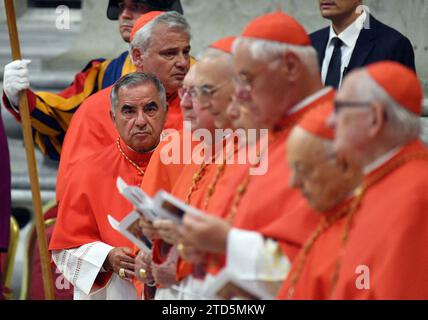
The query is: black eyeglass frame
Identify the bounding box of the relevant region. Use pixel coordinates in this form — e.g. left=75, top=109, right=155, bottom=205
left=334, top=100, right=389, bottom=121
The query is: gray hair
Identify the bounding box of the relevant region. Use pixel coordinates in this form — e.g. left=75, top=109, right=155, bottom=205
left=291, top=126, right=336, bottom=164
left=355, top=72, right=421, bottom=143
left=197, top=47, right=232, bottom=62
left=110, top=72, right=167, bottom=116
left=232, top=37, right=319, bottom=76
left=131, top=11, right=191, bottom=55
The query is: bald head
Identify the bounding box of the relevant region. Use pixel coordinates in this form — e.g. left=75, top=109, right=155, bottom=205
left=232, top=37, right=321, bottom=130
left=194, top=50, right=235, bottom=129
left=185, top=62, right=216, bottom=133
left=287, top=126, right=362, bottom=212
left=180, top=64, right=198, bottom=130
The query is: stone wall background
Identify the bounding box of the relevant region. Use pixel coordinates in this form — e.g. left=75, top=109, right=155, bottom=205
left=180, top=0, right=428, bottom=93
left=1, top=0, right=428, bottom=93
left=54, top=0, right=428, bottom=94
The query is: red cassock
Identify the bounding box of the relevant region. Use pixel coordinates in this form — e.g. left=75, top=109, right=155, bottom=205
left=202, top=90, right=335, bottom=275
left=196, top=139, right=257, bottom=275
left=165, top=142, right=220, bottom=281
left=277, top=199, right=354, bottom=300
left=140, top=130, right=198, bottom=285
left=278, top=139, right=428, bottom=300
left=155, top=90, right=336, bottom=282
left=142, top=134, right=212, bottom=281
left=332, top=140, right=428, bottom=299
left=170, top=142, right=219, bottom=206
left=56, top=86, right=183, bottom=202
left=141, top=129, right=196, bottom=197
left=173, top=139, right=250, bottom=281
left=49, top=138, right=152, bottom=251
left=138, top=130, right=190, bottom=298
left=232, top=129, right=316, bottom=258
left=204, top=158, right=249, bottom=218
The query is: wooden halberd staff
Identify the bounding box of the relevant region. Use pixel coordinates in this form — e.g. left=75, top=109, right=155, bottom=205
left=4, top=0, right=55, bottom=300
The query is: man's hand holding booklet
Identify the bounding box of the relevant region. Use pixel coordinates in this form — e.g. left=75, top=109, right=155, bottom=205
left=108, top=177, right=203, bottom=250
left=111, top=178, right=274, bottom=300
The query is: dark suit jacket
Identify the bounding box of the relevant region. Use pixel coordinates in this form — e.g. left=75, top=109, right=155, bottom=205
left=310, top=14, right=416, bottom=77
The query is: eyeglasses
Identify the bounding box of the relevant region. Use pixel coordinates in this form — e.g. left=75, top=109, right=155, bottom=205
left=178, top=87, right=193, bottom=100
left=178, top=81, right=229, bottom=102
left=233, top=74, right=252, bottom=91
left=232, top=75, right=253, bottom=103
left=334, top=100, right=372, bottom=114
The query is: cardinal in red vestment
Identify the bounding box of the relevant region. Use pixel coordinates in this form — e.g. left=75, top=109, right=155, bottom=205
left=50, top=73, right=168, bottom=300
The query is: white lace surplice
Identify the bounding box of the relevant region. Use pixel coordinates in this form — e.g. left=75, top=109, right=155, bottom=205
left=52, top=241, right=138, bottom=300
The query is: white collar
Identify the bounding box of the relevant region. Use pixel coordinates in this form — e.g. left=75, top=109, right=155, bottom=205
left=288, top=87, right=334, bottom=115
left=328, top=10, right=367, bottom=48
left=363, top=146, right=402, bottom=175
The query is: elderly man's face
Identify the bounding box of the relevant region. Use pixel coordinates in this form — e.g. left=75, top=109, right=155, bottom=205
left=179, top=64, right=216, bottom=133
left=112, top=82, right=166, bottom=152
left=319, top=0, right=363, bottom=21
left=118, top=0, right=153, bottom=42
left=233, top=41, right=288, bottom=129
left=191, top=66, right=216, bottom=133
left=193, top=56, right=235, bottom=129
left=287, top=128, right=360, bottom=212
left=180, top=65, right=197, bottom=130
left=141, top=24, right=191, bottom=95
left=226, top=99, right=258, bottom=131
left=331, top=72, right=373, bottom=166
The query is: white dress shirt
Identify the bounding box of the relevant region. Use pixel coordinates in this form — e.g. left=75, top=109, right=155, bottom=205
left=321, top=10, right=368, bottom=87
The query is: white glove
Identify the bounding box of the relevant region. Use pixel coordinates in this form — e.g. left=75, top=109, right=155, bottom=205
left=3, top=59, right=31, bottom=106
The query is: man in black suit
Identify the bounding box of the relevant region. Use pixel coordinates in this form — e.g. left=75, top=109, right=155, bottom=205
left=311, top=0, right=415, bottom=89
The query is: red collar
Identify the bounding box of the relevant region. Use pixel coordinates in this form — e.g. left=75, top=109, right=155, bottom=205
left=275, top=88, right=335, bottom=132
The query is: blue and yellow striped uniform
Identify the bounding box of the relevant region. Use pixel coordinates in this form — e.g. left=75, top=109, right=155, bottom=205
left=2, top=51, right=136, bottom=160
